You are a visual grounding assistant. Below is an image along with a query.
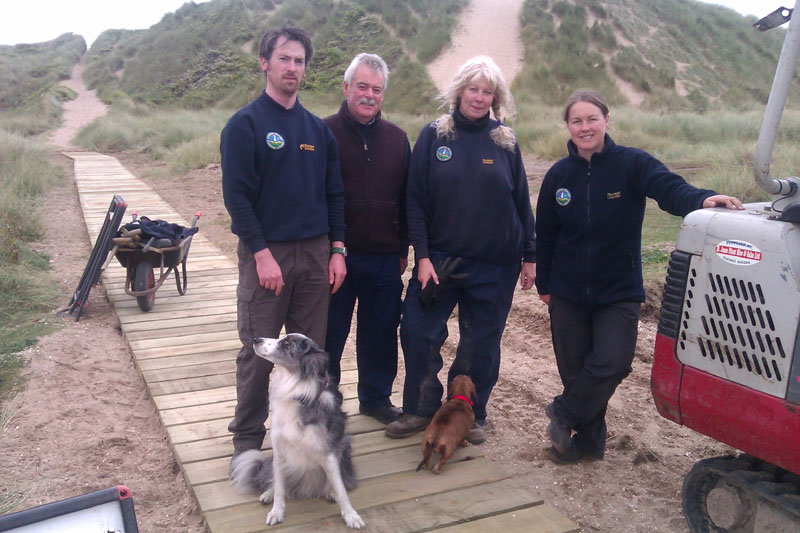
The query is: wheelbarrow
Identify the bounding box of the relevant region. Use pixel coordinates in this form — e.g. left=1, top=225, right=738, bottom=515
left=112, top=213, right=201, bottom=312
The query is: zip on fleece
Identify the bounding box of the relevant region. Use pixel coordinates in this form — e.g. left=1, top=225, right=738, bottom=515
left=586, top=163, right=592, bottom=303
left=361, top=139, right=370, bottom=250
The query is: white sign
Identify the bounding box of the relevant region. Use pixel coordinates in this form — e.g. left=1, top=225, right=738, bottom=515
left=715, top=240, right=762, bottom=266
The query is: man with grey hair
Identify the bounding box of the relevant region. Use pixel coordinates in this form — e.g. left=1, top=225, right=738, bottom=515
left=324, top=53, right=411, bottom=424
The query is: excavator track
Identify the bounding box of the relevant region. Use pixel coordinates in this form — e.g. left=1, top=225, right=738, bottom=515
left=682, top=454, right=800, bottom=532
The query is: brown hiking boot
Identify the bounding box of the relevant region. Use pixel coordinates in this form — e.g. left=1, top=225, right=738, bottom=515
left=466, top=422, right=487, bottom=445
left=384, top=413, right=431, bottom=439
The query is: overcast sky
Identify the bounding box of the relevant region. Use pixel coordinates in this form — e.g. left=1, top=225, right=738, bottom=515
left=0, top=0, right=779, bottom=48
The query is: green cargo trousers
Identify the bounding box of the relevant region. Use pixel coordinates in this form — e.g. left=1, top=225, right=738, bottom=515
left=228, top=235, right=331, bottom=450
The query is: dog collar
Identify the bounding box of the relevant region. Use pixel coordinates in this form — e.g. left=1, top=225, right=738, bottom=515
left=451, top=394, right=473, bottom=406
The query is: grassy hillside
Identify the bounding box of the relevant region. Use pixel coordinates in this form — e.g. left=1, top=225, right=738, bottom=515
left=0, top=33, right=84, bottom=136
left=84, top=0, right=465, bottom=114
left=514, top=0, right=790, bottom=112
left=0, top=33, right=85, bottom=111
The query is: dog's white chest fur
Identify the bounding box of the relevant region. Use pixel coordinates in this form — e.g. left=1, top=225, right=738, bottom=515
left=269, top=368, right=333, bottom=455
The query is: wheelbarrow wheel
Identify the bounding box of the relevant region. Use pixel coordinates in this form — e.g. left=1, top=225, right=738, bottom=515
left=134, top=262, right=155, bottom=312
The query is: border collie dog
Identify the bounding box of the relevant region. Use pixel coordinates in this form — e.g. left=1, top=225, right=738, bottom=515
left=229, top=333, right=364, bottom=529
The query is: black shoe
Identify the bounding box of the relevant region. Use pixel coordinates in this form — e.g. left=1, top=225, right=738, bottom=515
left=545, top=403, right=572, bottom=454
left=359, top=403, right=403, bottom=425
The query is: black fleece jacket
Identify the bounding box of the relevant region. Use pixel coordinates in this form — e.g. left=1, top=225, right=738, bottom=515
left=220, top=91, right=345, bottom=254
left=406, top=113, right=536, bottom=265
left=535, top=134, right=715, bottom=307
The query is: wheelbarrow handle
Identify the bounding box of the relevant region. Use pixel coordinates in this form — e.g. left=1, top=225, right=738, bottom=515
left=120, top=228, right=141, bottom=238
left=191, top=212, right=202, bottom=229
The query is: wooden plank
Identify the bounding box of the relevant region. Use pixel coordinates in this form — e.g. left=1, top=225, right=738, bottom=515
left=154, top=386, right=236, bottom=411
left=174, top=423, right=418, bottom=465
left=105, top=277, right=237, bottom=295
left=134, top=339, right=242, bottom=360
left=121, top=313, right=238, bottom=333
left=183, top=440, right=480, bottom=486
left=162, top=393, right=372, bottom=427
left=129, top=329, right=239, bottom=350
left=117, top=304, right=236, bottom=325
left=202, top=458, right=509, bottom=531
left=148, top=373, right=235, bottom=396
left=277, top=478, right=547, bottom=533
left=115, top=298, right=237, bottom=316
left=156, top=380, right=360, bottom=409
left=137, top=349, right=238, bottom=371
left=146, top=362, right=355, bottom=386
left=166, top=412, right=383, bottom=445
left=435, top=503, right=579, bottom=533
left=161, top=400, right=237, bottom=427
left=142, top=360, right=236, bottom=383
left=108, top=287, right=235, bottom=306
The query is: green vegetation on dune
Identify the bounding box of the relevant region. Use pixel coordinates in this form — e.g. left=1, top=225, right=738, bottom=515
left=0, top=33, right=84, bottom=137
left=83, top=0, right=456, bottom=114
left=514, top=0, right=790, bottom=112
left=0, top=33, right=85, bottom=111
left=0, top=131, right=63, bottom=364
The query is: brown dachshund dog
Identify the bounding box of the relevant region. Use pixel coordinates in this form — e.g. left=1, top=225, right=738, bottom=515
left=416, top=375, right=477, bottom=474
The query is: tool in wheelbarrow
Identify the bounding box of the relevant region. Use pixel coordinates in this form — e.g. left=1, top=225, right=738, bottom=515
left=112, top=213, right=201, bottom=312
left=59, top=195, right=127, bottom=321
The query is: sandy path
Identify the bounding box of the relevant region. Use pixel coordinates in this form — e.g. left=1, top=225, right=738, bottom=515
left=49, top=59, right=108, bottom=150
left=427, top=0, right=524, bottom=94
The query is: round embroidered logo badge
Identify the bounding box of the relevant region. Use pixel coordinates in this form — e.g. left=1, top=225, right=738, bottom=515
left=555, top=188, right=571, bottom=206
left=436, top=146, right=452, bottom=162
left=266, top=132, right=285, bottom=150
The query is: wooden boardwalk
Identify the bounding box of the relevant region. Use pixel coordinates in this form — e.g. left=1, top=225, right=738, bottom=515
left=66, top=152, right=578, bottom=533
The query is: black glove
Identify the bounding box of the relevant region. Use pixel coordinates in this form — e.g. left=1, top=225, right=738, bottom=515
left=419, top=257, right=470, bottom=308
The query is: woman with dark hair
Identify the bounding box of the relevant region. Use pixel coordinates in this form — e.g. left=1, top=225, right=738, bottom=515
left=536, top=89, right=743, bottom=463
left=384, top=56, right=537, bottom=445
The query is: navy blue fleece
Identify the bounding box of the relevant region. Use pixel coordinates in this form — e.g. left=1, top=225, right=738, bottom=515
left=221, top=91, right=345, bottom=254
left=535, top=134, right=715, bottom=306
left=406, top=120, right=536, bottom=265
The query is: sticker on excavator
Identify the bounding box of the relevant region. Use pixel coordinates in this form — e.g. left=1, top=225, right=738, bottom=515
left=714, top=240, right=762, bottom=266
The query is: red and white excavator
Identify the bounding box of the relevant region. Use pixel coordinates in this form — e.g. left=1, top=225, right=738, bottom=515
left=651, top=4, right=800, bottom=532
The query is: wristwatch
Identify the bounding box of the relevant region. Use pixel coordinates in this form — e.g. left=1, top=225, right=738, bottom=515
left=332, top=246, right=347, bottom=257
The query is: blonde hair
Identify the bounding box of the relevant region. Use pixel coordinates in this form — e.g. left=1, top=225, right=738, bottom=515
left=433, top=55, right=517, bottom=151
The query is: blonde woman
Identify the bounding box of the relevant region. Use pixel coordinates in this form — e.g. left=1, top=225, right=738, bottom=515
left=385, top=56, right=536, bottom=444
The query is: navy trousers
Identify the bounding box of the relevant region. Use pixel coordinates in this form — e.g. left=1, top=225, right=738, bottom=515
left=400, top=252, right=519, bottom=423
left=325, top=252, right=403, bottom=407
left=548, top=294, right=641, bottom=457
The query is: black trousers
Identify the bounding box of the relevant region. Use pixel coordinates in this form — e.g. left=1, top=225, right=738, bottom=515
left=548, top=294, right=641, bottom=456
